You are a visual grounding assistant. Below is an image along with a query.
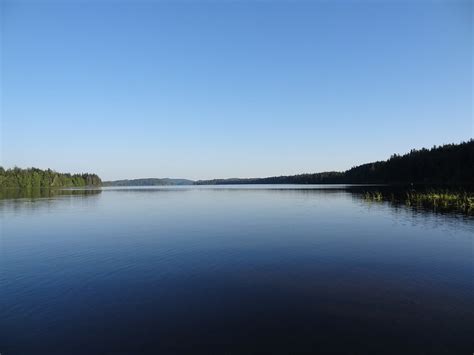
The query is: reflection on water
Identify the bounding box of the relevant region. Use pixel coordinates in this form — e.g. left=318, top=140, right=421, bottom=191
left=0, top=187, right=102, bottom=200
left=0, top=188, right=102, bottom=215
left=1, top=185, right=471, bottom=219
left=349, top=185, right=474, bottom=217
left=1, top=186, right=473, bottom=354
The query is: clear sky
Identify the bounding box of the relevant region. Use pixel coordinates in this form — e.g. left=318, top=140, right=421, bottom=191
left=1, top=0, right=472, bottom=180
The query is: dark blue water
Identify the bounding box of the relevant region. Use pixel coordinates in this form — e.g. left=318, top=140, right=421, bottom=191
left=1, top=186, right=473, bottom=354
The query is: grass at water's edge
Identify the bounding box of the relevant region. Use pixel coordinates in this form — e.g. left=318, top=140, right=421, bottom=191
left=363, top=189, right=474, bottom=215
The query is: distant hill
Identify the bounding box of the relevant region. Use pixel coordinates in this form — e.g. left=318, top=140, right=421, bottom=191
left=103, top=178, right=194, bottom=186
left=195, top=140, right=474, bottom=185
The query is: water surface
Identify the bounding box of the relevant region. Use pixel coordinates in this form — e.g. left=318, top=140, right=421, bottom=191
left=1, top=186, right=473, bottom=354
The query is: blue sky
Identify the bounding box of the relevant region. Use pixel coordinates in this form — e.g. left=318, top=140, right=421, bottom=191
left=1, top=0, right=472, bottom=180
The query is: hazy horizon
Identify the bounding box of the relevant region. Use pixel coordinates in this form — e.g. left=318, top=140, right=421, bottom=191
left=2, top=0, right=472, bottom=181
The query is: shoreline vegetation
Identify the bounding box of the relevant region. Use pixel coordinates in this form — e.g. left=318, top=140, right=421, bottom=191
left=0, top=167, right=101, bottom=189
left=194, top=140, right=473, bottom=185
left=361, top=188, right=474, bottom=216
left=1, top=140, right=473, bottom=214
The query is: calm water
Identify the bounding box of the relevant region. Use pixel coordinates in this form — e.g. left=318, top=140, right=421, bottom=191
left=1, top=186, right=473, bottom=354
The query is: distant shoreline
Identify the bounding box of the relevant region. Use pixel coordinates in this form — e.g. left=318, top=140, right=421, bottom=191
left=104, top=140, right=474, bottom=187
left=2, top=140, right=473, bottom=189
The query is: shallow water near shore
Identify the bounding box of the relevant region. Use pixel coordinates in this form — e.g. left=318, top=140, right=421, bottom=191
left=1, top=185, right=473, bottom=354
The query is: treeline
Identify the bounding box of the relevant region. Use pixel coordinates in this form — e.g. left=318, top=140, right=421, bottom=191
left=104, top=178, right=194, bottom=186
left=194, top=172, right=344, bottom=185
left=3, top=140, right=472, bottom=188
left=0, top=167, right=102, bottom=189
left=195, top=140, right=474, bottom=185
left=343, top=140, right=473, bottom=184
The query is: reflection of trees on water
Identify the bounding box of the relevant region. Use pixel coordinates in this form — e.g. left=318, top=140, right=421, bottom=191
left=1, top=185, right=472, bottom=221
left=348, top=186, right=474, bottom=217
left=0, top=188, right=102, bottom=213
left=0, top=188, right=102, bottom=200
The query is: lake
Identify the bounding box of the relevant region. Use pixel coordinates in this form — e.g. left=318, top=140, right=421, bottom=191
left=1, top=186, right=473, bottom=354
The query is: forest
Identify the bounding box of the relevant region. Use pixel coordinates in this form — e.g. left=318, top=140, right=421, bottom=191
left=0, top=167, right=102, bottom=189
left=195, top=140, right=474, bottom=185
left=1, top=140, right=472, bottom=189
